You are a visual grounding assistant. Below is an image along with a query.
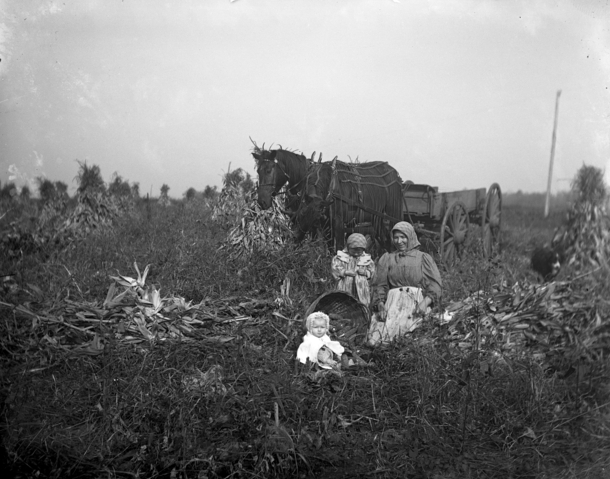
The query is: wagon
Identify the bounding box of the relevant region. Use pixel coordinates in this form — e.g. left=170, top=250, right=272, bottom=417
left=402, top=182, right=502, bottom=266
left=251, top=143, right=502, bottom=264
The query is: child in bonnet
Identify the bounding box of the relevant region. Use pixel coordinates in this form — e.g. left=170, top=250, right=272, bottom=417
left=297, top=312, right=345, bottom=369
left=331, top=233, right=375, bottom=307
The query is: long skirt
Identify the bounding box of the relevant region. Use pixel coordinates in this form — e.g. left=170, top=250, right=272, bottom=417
left=366, top=287, right=424, bottom=346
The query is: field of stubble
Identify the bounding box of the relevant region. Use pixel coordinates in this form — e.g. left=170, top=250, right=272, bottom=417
left=1, top=193, right=608, bottom=479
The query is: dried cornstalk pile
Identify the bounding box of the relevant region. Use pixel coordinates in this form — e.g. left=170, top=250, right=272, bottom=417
left=220, top=193, right=293, bottom=259
left=558, top=203, right=610, bottom=272
left=3, top=191, right=131, bottom=257
left=61, top=190, right=124, bottom=233
left=2, top=263, right=272, bottom=357
left=158, top=193, right=171, bottom=207
left=211, top=183, right=249, bottom=225
left=38, top=196, right=69, bottom=227
left=443, top=279, right=608, bottom=362
left=552, top=166, right=610, bottom=272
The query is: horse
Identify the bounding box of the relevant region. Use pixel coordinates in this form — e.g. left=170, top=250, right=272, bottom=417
left=294, top=159, right=403, bottom=252
left=251, top=143, right=313, bottom=214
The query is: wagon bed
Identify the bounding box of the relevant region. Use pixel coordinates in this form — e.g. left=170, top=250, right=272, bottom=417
left=402, top=182, right=502, bottom=266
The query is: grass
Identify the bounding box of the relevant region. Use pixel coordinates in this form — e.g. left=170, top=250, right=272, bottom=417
left=1, top=195, right=609, bottom=478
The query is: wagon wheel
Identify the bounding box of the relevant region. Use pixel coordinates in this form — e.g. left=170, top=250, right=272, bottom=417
left=440, top=200, right=470, bottom=267
left=482, top=183, right=502, bottom=259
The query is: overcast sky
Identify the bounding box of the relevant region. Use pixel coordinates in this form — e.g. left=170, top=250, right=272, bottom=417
left=1, top=0, right=609, bottom=198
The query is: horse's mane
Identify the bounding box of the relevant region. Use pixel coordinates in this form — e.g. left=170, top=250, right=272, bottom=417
left=253, top=148, right=307, bottom=168
left=274, top=149, right=307, bottom=163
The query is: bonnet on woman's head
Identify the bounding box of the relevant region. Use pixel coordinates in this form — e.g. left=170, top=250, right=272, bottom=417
left=346, top=233, right=367, bottom=249
left=305, top=311, right=329, bottom=331
left=391, top=221, right=421, bottom=249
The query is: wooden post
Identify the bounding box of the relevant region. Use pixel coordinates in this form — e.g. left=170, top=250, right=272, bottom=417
left=545, top=90, right=562, bottom=218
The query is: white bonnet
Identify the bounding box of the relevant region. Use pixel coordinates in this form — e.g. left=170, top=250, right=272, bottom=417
left=305, top=311, right=329, bottom=331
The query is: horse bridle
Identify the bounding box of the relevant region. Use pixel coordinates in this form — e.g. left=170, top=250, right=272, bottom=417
left=255, top=160, right=286, bottom=198
left=258, top=158, right=308, bottom=198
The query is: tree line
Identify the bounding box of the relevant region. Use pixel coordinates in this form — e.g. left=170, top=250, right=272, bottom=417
left=0, top=160, right=255, bottom=203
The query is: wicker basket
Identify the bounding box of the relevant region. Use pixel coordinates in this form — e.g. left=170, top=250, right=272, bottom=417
left=304, top=291, right=370, bottom=341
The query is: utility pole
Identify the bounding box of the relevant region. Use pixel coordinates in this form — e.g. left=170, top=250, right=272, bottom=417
left=545, top=90, right=561, bottom=218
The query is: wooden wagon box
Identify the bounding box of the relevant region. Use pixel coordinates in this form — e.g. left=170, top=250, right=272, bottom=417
left=402, top=184, right=487, bottom=221
left=400, top=182, right=501, bottom=266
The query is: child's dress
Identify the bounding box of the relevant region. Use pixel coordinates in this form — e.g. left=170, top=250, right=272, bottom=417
left=297, top=332, right=345, bottom=369
left=331, top=251, right=375, bottom=306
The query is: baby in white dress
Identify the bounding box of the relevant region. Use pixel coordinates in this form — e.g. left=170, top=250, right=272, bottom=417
left=297, top=312, right=345, bottom=369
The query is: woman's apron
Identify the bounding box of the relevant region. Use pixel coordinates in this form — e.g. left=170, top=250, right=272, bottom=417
left=366, top=287, right=424, bottom=346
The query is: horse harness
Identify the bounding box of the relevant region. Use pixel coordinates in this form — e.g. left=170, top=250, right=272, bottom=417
left=324, top=159, right=403, bottom=224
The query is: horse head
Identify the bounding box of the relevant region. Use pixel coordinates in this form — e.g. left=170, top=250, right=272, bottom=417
left=253, top=146, right=311, bottom=210
left=253, top=149, right=290, bottom=209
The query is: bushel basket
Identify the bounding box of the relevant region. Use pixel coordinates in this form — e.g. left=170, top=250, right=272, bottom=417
left=304, top=291, right=370, bottom=343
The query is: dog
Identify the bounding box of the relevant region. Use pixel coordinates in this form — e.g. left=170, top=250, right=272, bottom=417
left=530, top=245, right=561, bottom=281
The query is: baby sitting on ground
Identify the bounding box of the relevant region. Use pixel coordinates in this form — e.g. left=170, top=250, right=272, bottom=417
left=297, top=312, right=345, bottom=369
